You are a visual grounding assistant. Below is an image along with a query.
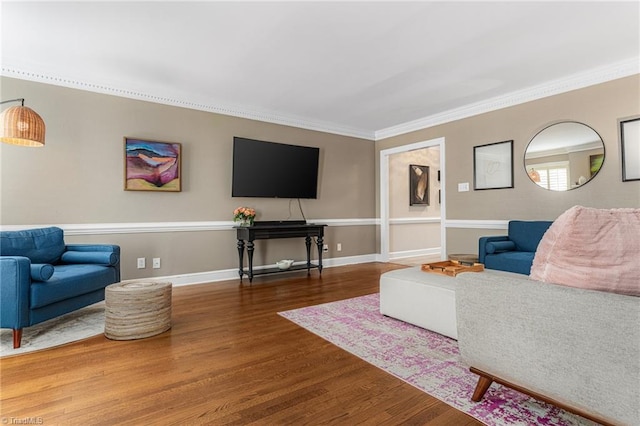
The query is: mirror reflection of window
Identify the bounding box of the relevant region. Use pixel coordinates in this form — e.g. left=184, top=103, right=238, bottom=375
left=529, top=162, right=569, bottom=190
left=524, top=122, right=605, bottom=191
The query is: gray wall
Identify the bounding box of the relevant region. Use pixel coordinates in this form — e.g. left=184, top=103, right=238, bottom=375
left=377, top=74, right=640, bottom=255
left=0, top=77, right=377, bottom=279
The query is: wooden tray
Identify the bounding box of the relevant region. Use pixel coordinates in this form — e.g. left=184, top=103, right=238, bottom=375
left=421, top=260, right=484, bottom=277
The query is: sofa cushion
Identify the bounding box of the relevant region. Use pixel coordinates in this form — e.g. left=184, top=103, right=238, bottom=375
left=0, top=227, right=66, bottom=264
left=60, top=251, right=118, bottom=266
left=485, top=240, right=516, bottom=254
left=30, top=264, right=118, bottom=308
left=485, top=251, right=536, bottom=275
left=530, top=206, right=640, bottom=296
left=30, top=263, right=55, bottom=281
left=508, top=220, right=552, bottom=252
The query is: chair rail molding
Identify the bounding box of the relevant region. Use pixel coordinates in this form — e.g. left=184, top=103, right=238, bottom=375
left=445, top=220, right=509, bottom=229
left=0, top=218, right=379, bottom=236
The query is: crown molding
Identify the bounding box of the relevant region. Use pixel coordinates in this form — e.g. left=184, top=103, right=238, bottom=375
left=4, top=57, right=637, bottom=143
left=0, top=66, right=375, bottom=141
left=375, top=58, right=640, bottom=141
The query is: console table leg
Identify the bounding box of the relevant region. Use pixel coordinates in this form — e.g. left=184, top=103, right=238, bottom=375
left=247, top=241, right=255, bottom=283
left=237, top=240, right=245, bottom=281
left=317, top=235, right=324, bottom=274
left=305, top=236, right=312, bottom=275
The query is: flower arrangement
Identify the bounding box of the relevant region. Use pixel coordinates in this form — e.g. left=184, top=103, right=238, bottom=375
left=233, top=206, right=256, bottom=226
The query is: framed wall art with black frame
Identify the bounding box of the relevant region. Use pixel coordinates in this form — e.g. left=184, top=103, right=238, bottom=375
left=409, top=164, right=429, bottom=205
left=620, top=116, right=640, bottom=182
left=473, top=140, right=514, bottom=190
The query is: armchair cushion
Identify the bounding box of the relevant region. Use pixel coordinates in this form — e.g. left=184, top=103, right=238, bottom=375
left=60, top=251, right=118, bottom=266
left=30, top=263, right=54, bottom=281
left=0, top=227, right=65, bottom=264
left=485, top=241, right=516, bottom=254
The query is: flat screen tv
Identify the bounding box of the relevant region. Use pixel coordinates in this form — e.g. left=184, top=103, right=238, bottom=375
left=232, top=137, right=320, bottom=199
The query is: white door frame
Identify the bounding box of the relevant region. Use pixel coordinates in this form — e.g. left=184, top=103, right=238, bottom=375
left=379, top=137, right=446, bottom=262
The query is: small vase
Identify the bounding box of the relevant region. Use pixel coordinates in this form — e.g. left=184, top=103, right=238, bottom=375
left=238, top=218, right=254, bottom=227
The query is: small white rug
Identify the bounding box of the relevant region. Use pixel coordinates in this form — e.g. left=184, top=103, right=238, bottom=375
left=0, top=301, right=105, bottom=357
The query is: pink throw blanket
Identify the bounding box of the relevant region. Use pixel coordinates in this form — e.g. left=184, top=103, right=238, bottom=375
left=530, top=205, right=640, bottom=296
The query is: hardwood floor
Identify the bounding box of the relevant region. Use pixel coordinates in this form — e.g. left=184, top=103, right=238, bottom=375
left=0, top=263, right=481, bottom=425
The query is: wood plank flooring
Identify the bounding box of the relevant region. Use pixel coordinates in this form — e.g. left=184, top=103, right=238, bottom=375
left=0, top=262, right=481, bottom=425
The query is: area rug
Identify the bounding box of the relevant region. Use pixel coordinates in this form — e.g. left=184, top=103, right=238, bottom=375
left=0, top=301, right=105, bottom=357
left=278, top=294, right=594, bottom=426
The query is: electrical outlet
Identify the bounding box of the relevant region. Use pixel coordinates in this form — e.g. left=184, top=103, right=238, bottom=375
left=137, top=257, right=146, bottom=269
left=322, top=244, right=329, bottom=252
left=152, top=258, right=161, bottom=269
left=337, top=243, right=342, bottom=252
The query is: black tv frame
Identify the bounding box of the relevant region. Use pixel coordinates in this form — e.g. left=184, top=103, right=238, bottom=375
left=231, top=137, right=320, bottom=199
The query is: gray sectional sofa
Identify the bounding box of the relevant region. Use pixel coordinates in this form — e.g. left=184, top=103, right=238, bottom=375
left=456, top=271, right=639, bottom=426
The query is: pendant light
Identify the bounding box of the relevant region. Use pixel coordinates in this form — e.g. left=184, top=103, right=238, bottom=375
left=0, top=98, right=46, bottom=147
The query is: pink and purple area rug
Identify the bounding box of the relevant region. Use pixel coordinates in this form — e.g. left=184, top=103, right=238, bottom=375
left=278, top=294, right=595, bottom=426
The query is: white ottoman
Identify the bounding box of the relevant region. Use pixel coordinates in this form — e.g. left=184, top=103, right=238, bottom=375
left=380, top=266, right=458, bottom=339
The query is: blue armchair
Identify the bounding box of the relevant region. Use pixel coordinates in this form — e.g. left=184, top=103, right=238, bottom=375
left=479, top=220, right=553, bottom=275
left=0, top=227, right=120, bottom=348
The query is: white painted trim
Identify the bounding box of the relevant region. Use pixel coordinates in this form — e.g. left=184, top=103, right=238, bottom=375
left=0, top=218, right=378, bottom=235
left=389, top=217, right=441, bottom=225
left=389, top=247, right=440, bottom=260
left=379, top=137, right=446, bottom=263
left=0, top=66, right=375, bottom=141
left=379, top=153, right=391, bottom=262
left=445, top=220, right=509, bottom=230
left=375, top=58, right=640, bottom=140
left=315, top=218, right=379, bottom=227
left=142, top=253, right=379, bottom=287
left=4, top=59, right=637, bottom=143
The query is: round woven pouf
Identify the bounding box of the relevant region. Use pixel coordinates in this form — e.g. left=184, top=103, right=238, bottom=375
left=105, top=281, right=172, bottom=340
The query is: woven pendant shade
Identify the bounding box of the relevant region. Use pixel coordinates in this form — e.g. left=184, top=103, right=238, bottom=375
left=0, top=105, right=46, bottom=147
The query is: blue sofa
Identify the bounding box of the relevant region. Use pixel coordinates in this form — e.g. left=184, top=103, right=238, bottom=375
left=0, top=227, right=120, bottom=348
left=479, top=220, right=553, bottom=275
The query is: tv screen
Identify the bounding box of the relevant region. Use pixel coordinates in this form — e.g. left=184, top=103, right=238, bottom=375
left=232, top=137, right=320, bottom=199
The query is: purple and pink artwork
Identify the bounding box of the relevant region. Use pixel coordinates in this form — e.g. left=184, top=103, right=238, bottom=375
left=125, top=138, right=181, bottom=191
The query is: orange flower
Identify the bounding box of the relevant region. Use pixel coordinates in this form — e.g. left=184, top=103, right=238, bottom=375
left=234, top=206, right=256, bottom=222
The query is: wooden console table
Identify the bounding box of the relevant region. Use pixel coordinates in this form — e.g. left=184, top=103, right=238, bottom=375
left=235, top=221, right=326, bottom=283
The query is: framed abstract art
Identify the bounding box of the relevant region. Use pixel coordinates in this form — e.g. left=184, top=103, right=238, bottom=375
left=124, top=137, right=182, bottom=192
left=409, top=164, right=429, bottom=205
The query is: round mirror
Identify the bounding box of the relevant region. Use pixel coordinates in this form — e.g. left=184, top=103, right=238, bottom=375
left=524, top=121, right=605, bottom=191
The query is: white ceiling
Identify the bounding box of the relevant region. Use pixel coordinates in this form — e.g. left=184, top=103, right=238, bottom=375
left=2, top=1, right=639, bottom=140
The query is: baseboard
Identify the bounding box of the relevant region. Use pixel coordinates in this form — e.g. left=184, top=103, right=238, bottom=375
left=145, top=253, right=379, bottom=287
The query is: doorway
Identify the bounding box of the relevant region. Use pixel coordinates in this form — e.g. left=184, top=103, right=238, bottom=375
left=379, top=137, right=445, bottom=262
